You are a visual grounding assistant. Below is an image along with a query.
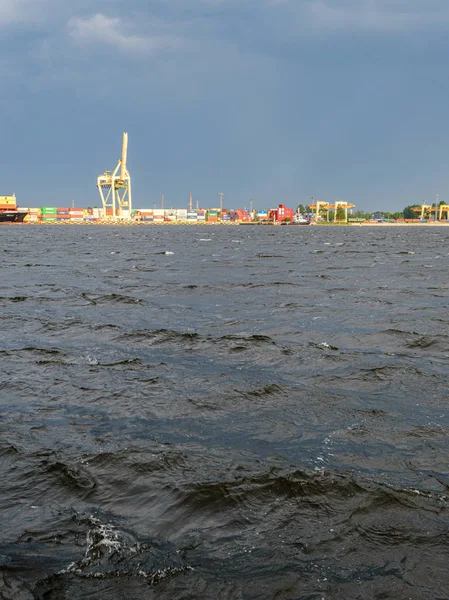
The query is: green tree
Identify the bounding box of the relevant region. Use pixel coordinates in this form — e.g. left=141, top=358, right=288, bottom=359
left=336, top=207, right=346, bottom=221
left=403, top=204, right=421, bottom=219
left=352, top=210, right=370, bottom=220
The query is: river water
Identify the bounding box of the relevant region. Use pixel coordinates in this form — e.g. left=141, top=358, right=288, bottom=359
left=1, top=224, right=449, bottom=599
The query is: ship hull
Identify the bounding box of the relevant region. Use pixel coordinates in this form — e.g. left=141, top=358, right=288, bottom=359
left=0, top=212, right=28, bottom=223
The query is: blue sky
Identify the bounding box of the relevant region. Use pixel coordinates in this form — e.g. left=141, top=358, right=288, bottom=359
left=1, top=0, right=449, bottom=211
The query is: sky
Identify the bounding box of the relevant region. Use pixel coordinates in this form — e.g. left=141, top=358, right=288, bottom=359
left=1, top=0, right=449, bottom=212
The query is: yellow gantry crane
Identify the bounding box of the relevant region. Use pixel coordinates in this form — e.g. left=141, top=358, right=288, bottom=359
left=308, top=200, right=330, bottom=221
left=411, top=203, right=433, bottom=219
left=330, top=201, right=355, bottom=222
left=97, top=132, right=132, bottom=218
left=439, top=205, right=449, bottom=220
left=307, top=200, right=355, bottom=222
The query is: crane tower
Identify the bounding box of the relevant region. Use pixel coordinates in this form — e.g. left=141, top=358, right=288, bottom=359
left=97, top=132, right=132, bottom=218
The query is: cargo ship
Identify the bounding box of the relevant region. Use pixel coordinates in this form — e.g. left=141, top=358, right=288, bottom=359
left=0, top=195, right=28, bottom=223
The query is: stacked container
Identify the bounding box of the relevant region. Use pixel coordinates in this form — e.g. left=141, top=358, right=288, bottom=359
left=257, top=210, right=269, bottom=221
left=29, top=208, right=40, bottom=222
left=176, top=209, right=187, bottom=221
left=56, top=207, right=70, bottom=222
left=197, top=210, right=206, bottom=221
left=40, top=207, right=57, bottom=222
left=206, top=210, right=218, bottom=223
left=139, top=210, right=154, bottom=222
left=153, top=209, right=164, bottom=223
left=69, top=208, right=84, bottom=222
left=164, top=210, right=177, bottom=222
left=233, top=209, right=250, bottom=222
left=187, top=210, right=198, bottom=221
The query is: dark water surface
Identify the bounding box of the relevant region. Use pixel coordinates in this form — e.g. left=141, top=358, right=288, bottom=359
left=1, top=224, right=449, bottom=599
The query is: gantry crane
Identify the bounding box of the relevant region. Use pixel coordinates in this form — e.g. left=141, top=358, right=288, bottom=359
left=97, top=132, right=132, bottom=218
left=439, top=204, right=449, bottom=220
left=307, top=200, right=355, bottom=222
left=330, top=200, right=355, bottom=222
left=308, top=200, right=330, bottom=221
left=411, top=203, right=432, bottom=219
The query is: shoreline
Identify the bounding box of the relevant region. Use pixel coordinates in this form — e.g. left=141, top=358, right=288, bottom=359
left=2, top=221, right=449, bottom=227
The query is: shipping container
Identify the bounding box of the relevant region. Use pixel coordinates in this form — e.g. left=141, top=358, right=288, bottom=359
left=40, top=207, right=57, bottom=214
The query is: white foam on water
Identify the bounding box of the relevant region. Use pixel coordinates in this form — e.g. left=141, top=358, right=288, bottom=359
left=85, top=354, right=99, bottom=365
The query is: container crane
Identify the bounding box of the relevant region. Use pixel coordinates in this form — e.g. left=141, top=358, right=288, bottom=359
left=439, top=204, right=449, bottom=220
left=97, top=132, right=132, bottom=218
left=307, top=200, right=355, bottom=222
left=411, top=203, right=432, bottom=220
left=330, top=200, right=355, bottom=222
left=308, top=200, right=330, bottom=221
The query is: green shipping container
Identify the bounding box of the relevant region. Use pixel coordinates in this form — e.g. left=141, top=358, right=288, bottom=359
left=40, top=207, right=57, bottom=214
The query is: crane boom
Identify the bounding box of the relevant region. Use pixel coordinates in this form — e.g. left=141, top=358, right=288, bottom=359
left=120, top=132, right=128, bottom=181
